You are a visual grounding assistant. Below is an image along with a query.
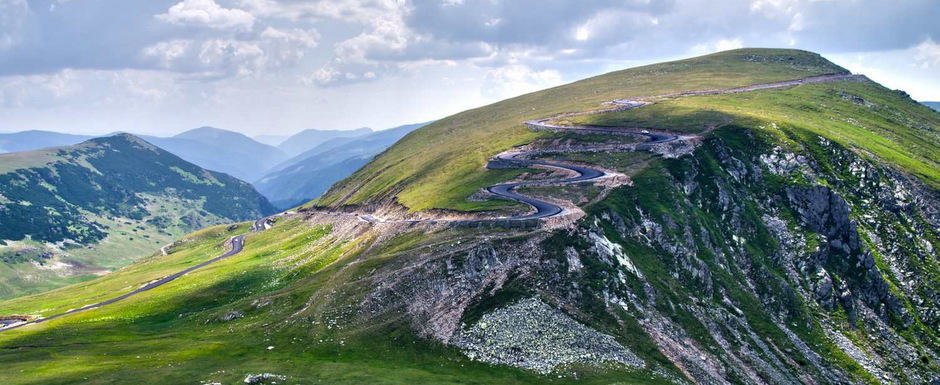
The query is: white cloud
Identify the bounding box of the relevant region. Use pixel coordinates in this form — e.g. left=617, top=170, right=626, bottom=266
left=715, top=38, right=744, bottom=51
left=574, top=26, right=590, bottom=42
left=198, top=39, right=265, bottom=76
left=0, top=0, right=28, bottom=51
left=827, top=41, right=940, bottom=100
left=260, top=27, right=319, bottom=66
left=0, top=69, right=176, bottom=109
left=482, top=65, right=563, bottom=98
left=157, top=0, right=255, bottom=31
left=141, top=26, right=318, bottom=78
left=688, top=38, right=744, bottom=55
left=913, top=38, right=940, bottom=69
left=143, top=40, right=193, bottom=68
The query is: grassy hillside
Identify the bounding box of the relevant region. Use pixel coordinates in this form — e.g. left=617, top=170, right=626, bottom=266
left=316, top=48, right=847, bottom=212
left=566, top=81, right=939, bottom=188
left=0, top=219, right=675, bottom=385
left=0, top=134, right=275, bottom=298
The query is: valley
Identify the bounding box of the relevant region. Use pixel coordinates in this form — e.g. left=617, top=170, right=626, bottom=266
left=0, top=134, right=275, bottom=298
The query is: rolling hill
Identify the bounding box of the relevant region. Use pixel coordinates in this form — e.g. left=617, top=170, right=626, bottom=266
left=0, top=134, right=275, bottom=299
left=255, top=122, right=428, bottom=209
left=1, top=49, right=937, bottom=385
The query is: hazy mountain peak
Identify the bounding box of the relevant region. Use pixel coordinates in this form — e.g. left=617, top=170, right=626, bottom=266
left=277, top=127, right=374, bottom=157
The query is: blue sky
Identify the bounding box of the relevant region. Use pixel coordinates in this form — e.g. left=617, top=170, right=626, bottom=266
left=0, top=0, right=937, bottom=137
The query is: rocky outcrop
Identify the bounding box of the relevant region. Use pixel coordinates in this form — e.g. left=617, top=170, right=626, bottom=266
left=785, top=186, right=908, bottom=325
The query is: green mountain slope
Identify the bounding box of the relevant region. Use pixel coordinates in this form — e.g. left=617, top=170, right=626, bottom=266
left=0, top=134, right=275, bottom=298
left=317, top=48, right=848, bottom=212
left=0, top=49, right=936, bottom=385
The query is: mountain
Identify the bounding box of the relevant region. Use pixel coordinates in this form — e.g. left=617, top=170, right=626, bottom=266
left=923, top=101, right=940, bottom=111
left=141, top=127, right=289, bottom=182
left=277, top=127, right=373, bottom=157
left=2, top=49, right=938, bottom=385
left=0, top=134, right=275, bottom=299
left=254, top=122, right=428, bottom=209
left=0, top=130, right=92, bottom=153
left=0, top=128, right=289, bottom=183
left=253, top=134, right=290, bottom=146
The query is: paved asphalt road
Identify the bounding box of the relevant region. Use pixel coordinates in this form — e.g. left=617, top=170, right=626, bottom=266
left=486, top=129, right=676, bottom=220
left=1, top=234, right=247, bottom=332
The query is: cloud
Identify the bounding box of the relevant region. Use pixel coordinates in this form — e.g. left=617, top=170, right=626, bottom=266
left=157, top=0, right=255, bottom=31
left=259, top=27, right=320, bottom=65
left=688, top=38, right=744, bottom=56
left=1, top=0, right=939, bottom=136
left=141, top=25, right=318, bottom=78
left=0, top=0, right=29, bottom=51
left=914, top=38, right=940, bottom=69
left=481, top=65, right=562, bottom=98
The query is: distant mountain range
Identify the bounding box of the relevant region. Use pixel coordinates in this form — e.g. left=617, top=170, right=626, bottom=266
left=276, top=127, right=373, bottom=157
left=138, top=127, right=289, bottom=182
left=923, top=101, right=940, bottom=111
left=0, top=124, right=427, bottom=207
left=255, top=122, right=428, bottom=209
left=253, top=134, right=290, bottom=146
left=0, top=130, right=94, bottom=153
left=0, top=134, right=274, bottom=298
left=0, top=127, right=288, bottom=182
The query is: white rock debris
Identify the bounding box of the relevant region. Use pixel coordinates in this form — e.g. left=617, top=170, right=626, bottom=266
left=453, top=297, right=644, bottom=374
left=589, top=231, right=642, bottom=278
left=243, top=373, right=286, bottom=384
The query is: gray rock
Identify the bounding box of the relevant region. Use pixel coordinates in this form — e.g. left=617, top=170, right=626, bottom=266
left=452, top=297, right=644, bottom=374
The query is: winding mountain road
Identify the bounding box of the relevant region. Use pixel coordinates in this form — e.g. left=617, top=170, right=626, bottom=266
left=476, top=73, right=864, bottom=221
left=0, top=73, right=866, bottom=331
left=0, top=217, right=271, bottom=332
left=484, top=128, right=676, bottom=220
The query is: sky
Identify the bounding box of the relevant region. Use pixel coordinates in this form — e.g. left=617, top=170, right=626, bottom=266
left=0, top=0, right=937, bottom=137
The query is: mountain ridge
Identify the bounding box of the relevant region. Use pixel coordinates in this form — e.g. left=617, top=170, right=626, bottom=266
left=277, top=127, right=373, bottom=157
left=256, top=122, right=429, bottom=209
left=0, top=133, right=275, bottom=298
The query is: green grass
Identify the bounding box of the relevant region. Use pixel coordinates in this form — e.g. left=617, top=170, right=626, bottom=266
left=316, top=48, right=846, bottom=212
left=0, top=218, right=679, bottom=384
left=0, top=134, right=274, bottom=299
left=534, top=151, right=656, bottom=175
left=574, top=81, right=939, bottom=188
left=0, top=194, right=230, bottom=300
left=557, top=104, right=730, bottom=134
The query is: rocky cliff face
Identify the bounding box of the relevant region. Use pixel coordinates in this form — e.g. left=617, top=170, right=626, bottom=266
left=316, top=125, right=937, bottom=384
